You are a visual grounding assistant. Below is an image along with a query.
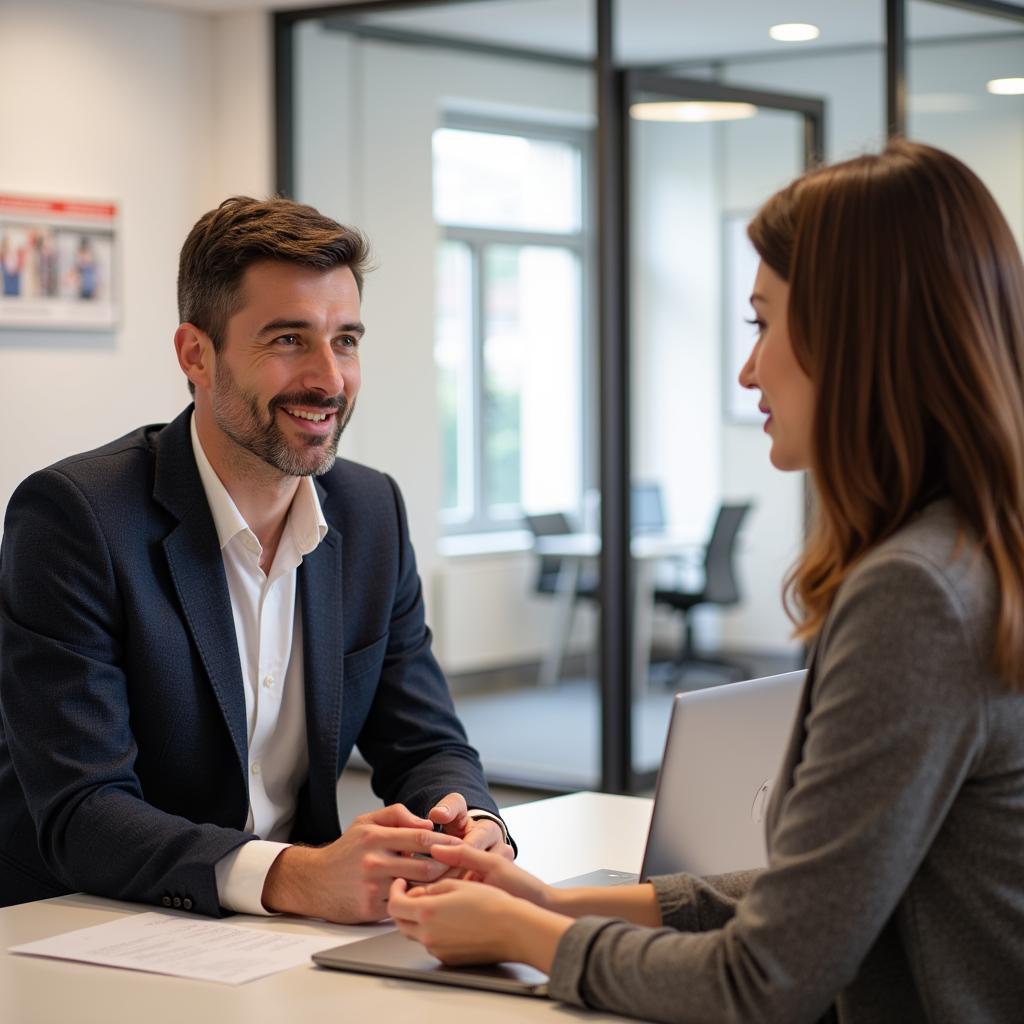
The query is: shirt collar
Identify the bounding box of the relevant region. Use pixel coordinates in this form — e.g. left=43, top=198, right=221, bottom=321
left=189, top=412, right=328, bottom=557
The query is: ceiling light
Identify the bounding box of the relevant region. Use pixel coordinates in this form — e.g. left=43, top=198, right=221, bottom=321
left=986, top=78, right=1024, bottom=96
left=768, top=23, right=820, bottom=43
left=629, top=101, right=758, bottom=123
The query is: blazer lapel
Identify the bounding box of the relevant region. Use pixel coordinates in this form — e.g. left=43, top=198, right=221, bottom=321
left=297, top=521, right=344, bottom=836
left=765, top=638, right=820, bottom=841
left=153, top=409, right=249, bottom=779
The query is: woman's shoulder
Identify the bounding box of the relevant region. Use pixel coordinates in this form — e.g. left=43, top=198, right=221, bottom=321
left=853, top=500, right=987, bottom=587
left=837, top=499, right=996, bottom=658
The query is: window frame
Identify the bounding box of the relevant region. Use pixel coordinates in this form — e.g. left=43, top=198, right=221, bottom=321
left=434, top=113, right=596, bottom=536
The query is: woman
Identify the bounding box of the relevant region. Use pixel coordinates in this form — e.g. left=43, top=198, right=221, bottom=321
left=389, top=140, right=1024, bottom=1022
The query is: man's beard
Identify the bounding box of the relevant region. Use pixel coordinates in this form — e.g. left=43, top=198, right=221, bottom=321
left=212, top=363, right=352, bottom=478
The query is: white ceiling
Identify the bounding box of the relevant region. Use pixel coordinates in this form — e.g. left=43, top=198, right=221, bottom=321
left=99, top=0, right=1024, bottom=65
left=352, top=0, right=1024, bottom=64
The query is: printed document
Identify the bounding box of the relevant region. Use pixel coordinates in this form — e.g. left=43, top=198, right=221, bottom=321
left=9, top=912, right=360, bottom=984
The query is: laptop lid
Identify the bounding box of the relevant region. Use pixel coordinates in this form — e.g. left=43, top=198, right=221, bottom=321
left=639, top=670, right=805, bottom=879
left=312, top=929, right=548, bottom=997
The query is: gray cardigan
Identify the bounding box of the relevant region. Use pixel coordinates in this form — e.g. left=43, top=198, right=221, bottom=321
left=549, top=501, right=1024, bottom=1022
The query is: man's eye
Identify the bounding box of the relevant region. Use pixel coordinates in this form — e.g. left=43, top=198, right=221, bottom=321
left=275, top=334, right=300, bottom=346
left=337, top=335, right=358, bottom=349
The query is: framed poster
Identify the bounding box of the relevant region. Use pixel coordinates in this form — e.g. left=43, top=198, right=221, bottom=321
left=0, top=193, right=118, bottom=330
left=722, top=209, right=762, bottom=424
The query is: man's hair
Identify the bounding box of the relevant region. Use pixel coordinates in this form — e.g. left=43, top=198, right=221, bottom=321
left=748, top=139, right=1024, bottom=687
left=178, top=195, right=371, bottom=354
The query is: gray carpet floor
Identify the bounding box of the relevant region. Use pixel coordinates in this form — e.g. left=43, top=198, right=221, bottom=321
left=452, top=654, right=802, bottom=790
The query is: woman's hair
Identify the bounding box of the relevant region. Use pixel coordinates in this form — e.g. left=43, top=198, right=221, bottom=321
left=748, top=139, right=1024, bottom=687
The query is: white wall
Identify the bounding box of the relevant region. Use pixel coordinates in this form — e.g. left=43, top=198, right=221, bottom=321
left=0, top=0, right=272, bottom=527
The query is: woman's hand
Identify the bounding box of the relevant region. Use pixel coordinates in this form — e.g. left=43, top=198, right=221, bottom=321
left=388, top=877, right=573, bottom=971
left=426, top=840, right=557, bottom=908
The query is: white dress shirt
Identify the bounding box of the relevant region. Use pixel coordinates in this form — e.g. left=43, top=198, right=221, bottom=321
left=190, top=415, right=327, bottom=914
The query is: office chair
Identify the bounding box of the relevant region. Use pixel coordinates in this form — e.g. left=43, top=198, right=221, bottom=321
left=524, top=512, right=599, bottom=598
left=654, top=502, right=753, bottom=682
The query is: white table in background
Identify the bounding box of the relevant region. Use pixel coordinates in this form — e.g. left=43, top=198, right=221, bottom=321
left=0, top=792, right=653, bottom=1024
left=533, top=532, right=698, bottom=697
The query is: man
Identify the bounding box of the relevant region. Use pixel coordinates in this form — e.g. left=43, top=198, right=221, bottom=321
left=0, top=197, right=511, bottom=920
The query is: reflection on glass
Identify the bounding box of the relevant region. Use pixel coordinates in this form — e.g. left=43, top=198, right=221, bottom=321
left=435, top=240, right=473, bottom=520
left=432, top=128, right=582, bottom=233
left=908, top=1, right=1024, bottom=247
left=484, top=245, right=582, bottom=519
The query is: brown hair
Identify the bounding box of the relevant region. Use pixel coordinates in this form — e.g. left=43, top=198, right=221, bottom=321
left=748, top=139, right=1024, bottom=687
left=177, top=195, right=371, bottom=355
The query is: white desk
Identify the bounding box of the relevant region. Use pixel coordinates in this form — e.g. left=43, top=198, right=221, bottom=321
left=533, top=533, right=697, bottom=696
left=1, top=792, right=652, bottom=1024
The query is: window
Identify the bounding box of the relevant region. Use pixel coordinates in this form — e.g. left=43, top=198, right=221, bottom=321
left=433, top=121, right=590, bottom=533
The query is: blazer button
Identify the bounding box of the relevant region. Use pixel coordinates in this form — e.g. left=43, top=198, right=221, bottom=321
left=161, top=896, right=172, bottom=907
left=183, top=898, right=193, bottom=911
left=172, top=897, right=182, bottom=908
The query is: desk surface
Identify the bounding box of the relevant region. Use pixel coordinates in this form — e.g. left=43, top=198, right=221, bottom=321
left=533, top=532, right=696, bottom=560
left=2, top=792, right=652, bottom=1024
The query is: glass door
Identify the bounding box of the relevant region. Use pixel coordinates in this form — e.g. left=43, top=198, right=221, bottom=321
left=623, top=73, right=824, bottom=784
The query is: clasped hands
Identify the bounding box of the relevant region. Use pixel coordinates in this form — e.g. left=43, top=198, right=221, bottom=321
left=388, top=843, right=574, bottom=973
left=261, top=791, right=513, bottom=924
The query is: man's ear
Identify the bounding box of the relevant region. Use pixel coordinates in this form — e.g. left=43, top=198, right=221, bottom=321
left=174, top=323, right=213, bottom=393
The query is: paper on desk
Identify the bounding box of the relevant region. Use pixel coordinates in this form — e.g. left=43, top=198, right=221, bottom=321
left=9, top=911, right=348, bottom=984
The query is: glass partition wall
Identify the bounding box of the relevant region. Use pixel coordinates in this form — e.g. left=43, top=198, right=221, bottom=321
left=288, top=2, right=603, bottom=790
left=277, top=0, right=1024, bottom=794
left=624, top=74, right=821, bottom=778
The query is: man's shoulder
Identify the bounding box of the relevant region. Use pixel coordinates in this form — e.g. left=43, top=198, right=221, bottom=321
left=48, top=423, right=165, bottom=482
left=13, top=412, right=189, bottom=517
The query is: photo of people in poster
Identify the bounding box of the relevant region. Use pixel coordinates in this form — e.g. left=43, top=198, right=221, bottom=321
left=0, top=195, right=117, bottom=329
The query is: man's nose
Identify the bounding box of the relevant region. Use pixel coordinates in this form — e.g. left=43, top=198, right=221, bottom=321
left=303, top=342, right=345, bottom=396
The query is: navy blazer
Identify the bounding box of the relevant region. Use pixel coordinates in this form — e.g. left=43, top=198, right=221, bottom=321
left=0, top=407, right=497, bottom=915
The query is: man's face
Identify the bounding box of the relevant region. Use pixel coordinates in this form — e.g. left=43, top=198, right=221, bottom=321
left=209, top=260, right=364, bottom=478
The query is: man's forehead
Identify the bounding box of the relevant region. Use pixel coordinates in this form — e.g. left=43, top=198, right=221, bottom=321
left=232, top=260, right=361, bottom=317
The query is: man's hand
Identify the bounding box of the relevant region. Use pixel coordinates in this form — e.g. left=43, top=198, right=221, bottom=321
left=427, top=792, right=514, bottom=864
left=260, top=803, right=461, bottom=923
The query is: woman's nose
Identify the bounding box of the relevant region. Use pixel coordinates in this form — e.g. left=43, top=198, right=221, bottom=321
left=738, top=338, right=760, bottom=390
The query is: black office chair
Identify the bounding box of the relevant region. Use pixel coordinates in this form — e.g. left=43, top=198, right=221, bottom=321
left=523, top=512, right=598, bottom=598
left=654, top=502, right=753, bottom=681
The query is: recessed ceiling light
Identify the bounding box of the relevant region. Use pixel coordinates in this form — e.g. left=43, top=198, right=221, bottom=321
left=987, top=78, right=1024, bottom=96
left=630, top=101, right=759, bottom=123
left=769, top=23, right=820, bottom=43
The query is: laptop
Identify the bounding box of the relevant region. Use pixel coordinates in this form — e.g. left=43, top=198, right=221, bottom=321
left=552, top=669, right=805, bottom=888
left=313, top=669, right=805, bottom=993
left=312, top=931, right=548, bottom=997
left=639, top=668, right=805, bottom=877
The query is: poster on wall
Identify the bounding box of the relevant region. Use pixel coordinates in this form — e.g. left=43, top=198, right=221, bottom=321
left=0, top=194, right=118, bottom=330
